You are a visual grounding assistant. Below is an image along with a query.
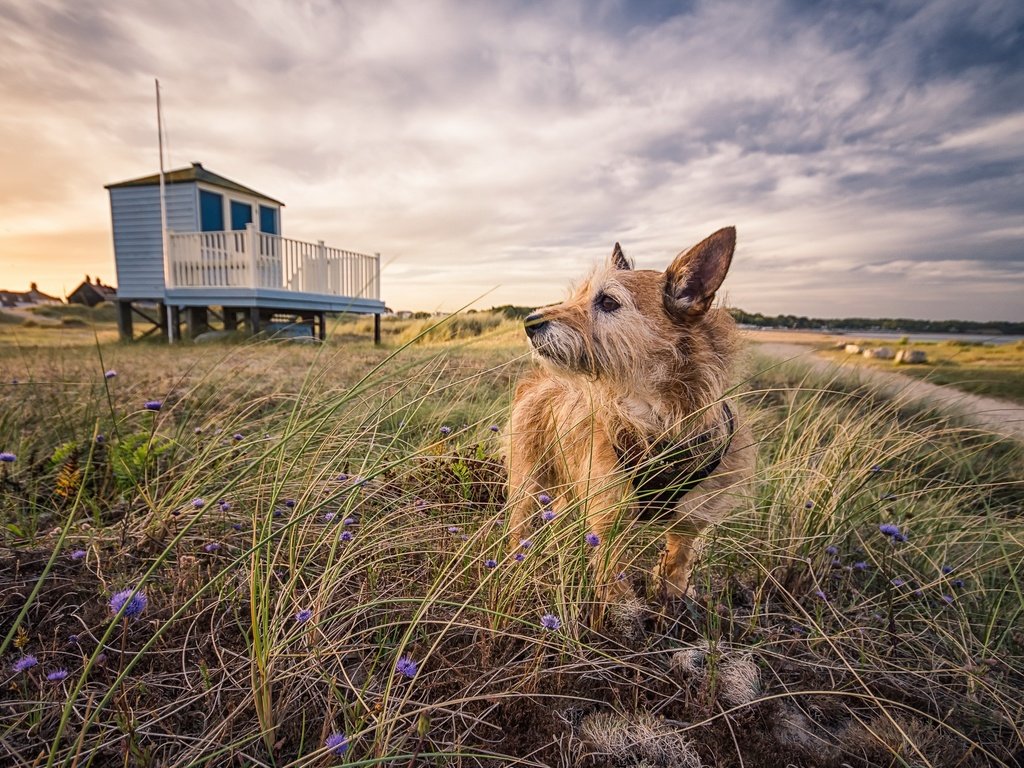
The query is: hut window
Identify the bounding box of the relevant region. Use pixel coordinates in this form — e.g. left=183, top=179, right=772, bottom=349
left=259, top=205, right=278, bottom=235
left=200, top=190, right=224, bottom=231
left=230, top=200, right=253, bottom=230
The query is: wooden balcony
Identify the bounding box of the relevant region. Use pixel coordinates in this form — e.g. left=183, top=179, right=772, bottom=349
left=165, top=224, right=383, bottom=314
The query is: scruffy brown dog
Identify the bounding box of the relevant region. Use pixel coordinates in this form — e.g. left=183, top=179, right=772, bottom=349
left=506, top=227, right=754, bottom=606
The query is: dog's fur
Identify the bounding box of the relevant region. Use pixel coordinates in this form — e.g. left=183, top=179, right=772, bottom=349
left=505, top=227, right=754, bottom=605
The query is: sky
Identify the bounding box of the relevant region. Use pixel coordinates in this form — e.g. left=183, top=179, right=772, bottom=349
left=0, top=0, right=1022, bottom=320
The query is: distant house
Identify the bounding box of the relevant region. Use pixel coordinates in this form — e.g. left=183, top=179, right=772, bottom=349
left=0, top=283, right=62, bottom=308
left=105, top=162, right=384, bottom=342
left=68, top=275, right=117, bottom=307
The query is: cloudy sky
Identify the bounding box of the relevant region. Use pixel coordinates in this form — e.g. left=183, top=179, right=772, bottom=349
left=1, top=0, right=1022, bottom=320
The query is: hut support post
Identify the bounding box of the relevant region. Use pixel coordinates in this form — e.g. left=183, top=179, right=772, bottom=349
left=168, top=306, right=181, bottom=342
left=186, top=307, right=209, bottom=339
left=373, top=313, right=381, bottom=345
left=117, top=301, right=133, bottom=341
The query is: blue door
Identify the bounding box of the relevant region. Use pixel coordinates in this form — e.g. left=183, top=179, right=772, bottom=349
left=199, top=190, right=224, bottom=231
left=230, top=200, right=253, bottom=230
left=259, top=205, right=278, bottom=234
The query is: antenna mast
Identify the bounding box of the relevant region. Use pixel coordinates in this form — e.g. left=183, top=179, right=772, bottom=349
left=156, top=78, right=172, bottom=342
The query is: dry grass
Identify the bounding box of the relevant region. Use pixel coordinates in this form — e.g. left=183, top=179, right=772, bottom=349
left=0, top=319, right=1021, bottom=767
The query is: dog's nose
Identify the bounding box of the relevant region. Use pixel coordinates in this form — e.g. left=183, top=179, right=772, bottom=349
left=524, top=312, right=548, bottom=339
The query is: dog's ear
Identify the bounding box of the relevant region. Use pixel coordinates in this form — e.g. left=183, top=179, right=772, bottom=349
left=609, top=242, right=632, bottom=271
left=663, top=227, right=736, bottom=318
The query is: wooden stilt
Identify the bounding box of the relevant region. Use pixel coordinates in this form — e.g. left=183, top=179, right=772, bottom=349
left=117, top=301, right=134, bottom=341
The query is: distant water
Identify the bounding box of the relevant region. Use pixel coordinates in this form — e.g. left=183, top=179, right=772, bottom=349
left=744, top=327, right=1024, bottom=345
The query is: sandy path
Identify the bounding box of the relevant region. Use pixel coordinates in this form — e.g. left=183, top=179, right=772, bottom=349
left=751, top=341, right=1024, bottom=442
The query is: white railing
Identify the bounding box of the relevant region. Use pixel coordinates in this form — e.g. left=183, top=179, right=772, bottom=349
left=166, top=224, right=380, bottom=300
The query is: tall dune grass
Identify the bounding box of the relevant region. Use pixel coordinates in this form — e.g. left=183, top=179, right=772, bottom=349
left=0, top=329, right=1021, bottom=767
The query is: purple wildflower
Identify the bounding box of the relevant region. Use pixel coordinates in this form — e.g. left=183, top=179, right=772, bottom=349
left=232, top=433, right=243, bottom=441
left=325, top=732, right=349, bottom=756
left=514, top=553, right=526, bottom=562
left=323, top=512, right=336, bottom=523
left=194, top=427, right=203, bottom=434
left=219, top=501, right=231, bottom=512
left=46, top=669, right=68, bottom=682
left=12, top=655, right=37, bottom=673
left=0, top=452, right=16, bottom=463
left=878, top=523, right=901, bottom=538
left=541, top=509, right=556, bottom=522
left=104, top=369, right=117, bottom=379
left=853, top=561, right=869, bottom=571
left=952, top=578, right=965, bottom=589
left=540, top=613, right=561, bottom=630
left=70, top=549, right=86, bottom=561
left=585, top=532, right=600, bottom=547
left=941, top=565, right=954, bottom=575
left=941, top=594, right=954, bottom=605
left=825, top=545, right=838, bottom=556
left=484, top=558, right=498, bottom=569
left=447, top=526, right=461, bottom=534
left=143, top=400, right=162, bottom=411
left=891, top=577, right=906, bottom=587
left=284, top=498, right=295, bottom=508
left=344, top=517, right=356, bottom=526
left=109, top=588, right=147, bottom=619
left=295, top=608, right=313, bottom=623
left=893, top=532, right=909, bottom=543
left=231, top=523, right=243, bottom=531
left=804, top=500, right=814, bottom=509
left=336, top=473, right=349, bottom=482
left=192, top=498, right=204, bottom=509
left=871, top=465, right=882, bottom=473
left=439, top=425, right=452, bottom=436
left=339, top=530, right=354, bottom=542
left=67, top=635, right=79, bottom=645
left=203, top=542, right=221, bottom=553
left=519, top=538, right=532, bottom=549
left=814, top=589, right=828, bottom=601
left=538, top=493, right=551, bottom=506
left=489, top=425, right=500, bottom=432
left=396, top=655, right=418, bottom=678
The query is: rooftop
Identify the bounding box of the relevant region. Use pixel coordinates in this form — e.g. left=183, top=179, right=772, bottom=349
left=104, top=162, right=284, bottom=206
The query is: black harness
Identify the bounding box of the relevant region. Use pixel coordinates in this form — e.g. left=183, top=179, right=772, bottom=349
left=615, top=402, right=736, bottom=520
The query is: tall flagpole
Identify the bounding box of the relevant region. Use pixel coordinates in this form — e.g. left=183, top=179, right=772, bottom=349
left=156, top=78, right=172, bottom=342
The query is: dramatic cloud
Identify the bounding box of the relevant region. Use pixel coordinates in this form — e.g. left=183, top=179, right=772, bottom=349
left=0, top=0, right=1021, bottom=319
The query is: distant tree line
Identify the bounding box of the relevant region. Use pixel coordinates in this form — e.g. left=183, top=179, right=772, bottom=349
left=472, top=305, right=1024, bottom=334
left=727, top=309, right=1024, bottom=335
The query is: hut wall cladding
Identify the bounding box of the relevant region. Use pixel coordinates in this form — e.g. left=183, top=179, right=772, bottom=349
left=109, top=183, right=198, bottom=300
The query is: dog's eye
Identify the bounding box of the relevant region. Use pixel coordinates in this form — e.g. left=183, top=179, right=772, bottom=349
left=596, top=294, right=621, bottom=313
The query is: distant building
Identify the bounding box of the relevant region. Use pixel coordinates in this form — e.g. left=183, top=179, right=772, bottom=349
left=0, top=283, right=62, bottom=308
left=104, top=162, right=385, bottom=342
left=68, top=275, right=117, bottom=307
